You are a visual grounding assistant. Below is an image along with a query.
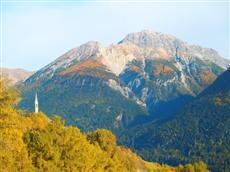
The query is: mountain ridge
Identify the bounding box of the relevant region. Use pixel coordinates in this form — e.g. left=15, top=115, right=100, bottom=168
left=20, top=29, right=229, bottom=135
left=25, top=30, right=229, bottom=84
left=2, top=68, right=34, bottom=84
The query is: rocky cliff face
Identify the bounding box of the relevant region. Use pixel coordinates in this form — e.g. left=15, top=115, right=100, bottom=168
left=120, top=30, right=229, bottom=68
left=27, top=31, right=229, bottom=83
left=21, top=30, right=229, bottom=131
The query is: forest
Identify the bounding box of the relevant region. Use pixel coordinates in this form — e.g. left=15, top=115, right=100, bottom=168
left=0, top=78, right=209, bottom=172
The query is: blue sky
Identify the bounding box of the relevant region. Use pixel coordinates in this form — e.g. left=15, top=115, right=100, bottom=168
left=1, top=0, right=229, bottom=71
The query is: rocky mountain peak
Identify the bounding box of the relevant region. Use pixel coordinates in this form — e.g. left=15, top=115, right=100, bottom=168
left=25, top=30, right=230, bottom=84
left=120, top=30, right=229, bottom=68
left=20, top=31, right=230, bottom=143
left=119, top=30, right=183, bottom=49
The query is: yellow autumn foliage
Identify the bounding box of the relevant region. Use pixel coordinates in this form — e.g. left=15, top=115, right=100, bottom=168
left=0, top=78, right=210, bottom=172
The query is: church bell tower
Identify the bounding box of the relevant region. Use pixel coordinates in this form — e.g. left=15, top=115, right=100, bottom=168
left=35, top=93, right=39, bottom=113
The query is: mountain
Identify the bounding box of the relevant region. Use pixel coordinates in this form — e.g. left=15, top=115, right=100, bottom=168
left=0, top=77, right=210, bottom=172
left=200, top=67, right=230, bottom=96
left=119, top=68, right=230, bottom=172
left=2, top=68, right=34, bottom=84
left=19, top=30, right=229, bottom=133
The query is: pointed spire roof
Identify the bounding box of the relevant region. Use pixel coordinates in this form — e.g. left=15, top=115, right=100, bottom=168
left=35, top=92, right=39, bottom=113
left=35, top=92, right=38, bottom=103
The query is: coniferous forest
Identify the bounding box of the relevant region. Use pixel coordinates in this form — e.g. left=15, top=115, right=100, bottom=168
left=0, top=78, right=211, bottom=172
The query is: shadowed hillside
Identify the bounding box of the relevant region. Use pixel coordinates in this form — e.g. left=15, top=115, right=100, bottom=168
left=120, top=68, right=230, bottom=172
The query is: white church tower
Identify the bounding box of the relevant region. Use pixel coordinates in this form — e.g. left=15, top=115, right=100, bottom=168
left=35, top=93, right=39, bottom=113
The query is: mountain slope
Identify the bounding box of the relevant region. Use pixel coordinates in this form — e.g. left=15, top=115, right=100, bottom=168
left=19, top=30, right=229, bottom=133
left=120, top=68, right=230, bottom=172
left=120, top=30, right=229, bottom=69
left=201, top=68, right=230, bottom=96
left=20, top=73, right=147, bottom=132
left=2, top=68, right=34, bottom=84
left=0, top=78, right=210, bottom=172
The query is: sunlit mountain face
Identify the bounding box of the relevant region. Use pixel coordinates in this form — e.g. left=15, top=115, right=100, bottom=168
left=19, top=30, right=229, bottom=133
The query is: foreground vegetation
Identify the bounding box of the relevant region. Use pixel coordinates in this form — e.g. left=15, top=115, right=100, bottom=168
left=0, top=78, right=209, bottom=172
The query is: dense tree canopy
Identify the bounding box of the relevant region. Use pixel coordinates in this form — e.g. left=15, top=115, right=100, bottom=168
left=0, top=78, right=210, bottom=172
